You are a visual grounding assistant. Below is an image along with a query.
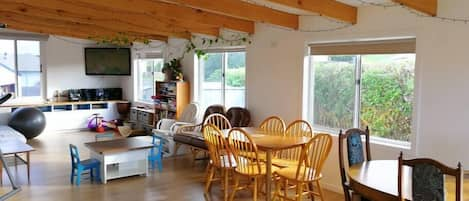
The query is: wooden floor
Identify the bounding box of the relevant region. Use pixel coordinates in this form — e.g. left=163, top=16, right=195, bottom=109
left=0, top=131, right=343, bottom=201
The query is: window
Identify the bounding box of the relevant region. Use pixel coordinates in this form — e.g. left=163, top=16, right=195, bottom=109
left=197, top=50, right=246, bottom=109
left=307, top=39, right=416, bottom=142
left=0, top=39, right=42, bottom=98
left=135, top=53, right=164, bottom=103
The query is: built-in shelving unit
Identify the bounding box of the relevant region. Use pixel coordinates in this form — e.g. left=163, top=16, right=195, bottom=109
left=154, top=81, right=190, bottom=121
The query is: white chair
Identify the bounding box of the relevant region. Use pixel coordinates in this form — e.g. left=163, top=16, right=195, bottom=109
left=154, top=103, right=200, bottom=136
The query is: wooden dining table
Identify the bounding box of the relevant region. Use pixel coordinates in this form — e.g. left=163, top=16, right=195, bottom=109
left=223, top=127, right=311, bottom=201
left=348, top=160, right=469, bottom=200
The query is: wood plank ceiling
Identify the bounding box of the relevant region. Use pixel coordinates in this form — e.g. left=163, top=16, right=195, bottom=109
left=0, top=0, right=438, bottom=42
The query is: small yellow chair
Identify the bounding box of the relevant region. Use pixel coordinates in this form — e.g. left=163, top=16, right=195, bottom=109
left=273, top=120, right=313, bottom=168
left=227, top=128, right=278, bottom=201
left=202, top=124, right=235, bottom=201
left=259, top=116, right=286, bottom=135
left=273, top=133, right=332, bottom=201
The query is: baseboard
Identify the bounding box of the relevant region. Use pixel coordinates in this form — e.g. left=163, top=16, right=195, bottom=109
left=320, top=182, right=343, bottom=194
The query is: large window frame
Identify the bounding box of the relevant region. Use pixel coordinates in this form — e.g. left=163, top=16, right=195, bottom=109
left=134, top=52, right=164, bottom=104
left=305, top=38, right=417, bottom=148
left=0, top=38, right=44, bottom=101
left=195, top=48, right=247, bottom=110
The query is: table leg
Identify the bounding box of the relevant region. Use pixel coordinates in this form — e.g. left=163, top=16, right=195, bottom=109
left=266, top=150, right=272, bottom=201
left=0, top=156, right=3, bottom=186
left=26, top=152, right=30, bottom=183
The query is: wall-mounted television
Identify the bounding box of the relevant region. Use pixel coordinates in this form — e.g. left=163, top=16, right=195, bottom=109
left=84, top=48, right=131, bottom=75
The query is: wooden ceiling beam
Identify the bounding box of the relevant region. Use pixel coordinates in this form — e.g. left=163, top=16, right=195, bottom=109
left=164, top=0, right=299, bottom=29
left=392, top=0, right=437, bottom=16
left=267, top=0, right=357, bottom=24
left=74, top=0, right=254, bottom=33
left=3, top=0, right=218, bottom=37
left=0, top=12, right=171, bottom=41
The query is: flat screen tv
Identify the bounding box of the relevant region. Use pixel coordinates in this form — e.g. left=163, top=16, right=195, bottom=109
left=84, top=48, right=131, bottom=75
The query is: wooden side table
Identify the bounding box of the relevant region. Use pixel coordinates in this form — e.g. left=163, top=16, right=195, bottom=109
left=0, top=140, right=35, bottom=185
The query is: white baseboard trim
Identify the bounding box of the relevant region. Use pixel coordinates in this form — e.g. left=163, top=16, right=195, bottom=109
left=320, top=182, right=343, bottom=194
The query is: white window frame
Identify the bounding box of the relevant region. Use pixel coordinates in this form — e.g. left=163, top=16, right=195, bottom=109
left=305, top=52, right=416, bottom=149
left=133, top=52, right=164, bottom=104
left=196, top=48, right=247, bottom=109
left=0, top=38, right=45, bottom=101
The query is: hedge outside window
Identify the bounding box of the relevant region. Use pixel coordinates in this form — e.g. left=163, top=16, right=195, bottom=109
left=308, top=39, right=416, bottom=142
left=136, top=56, right=164, bottom=103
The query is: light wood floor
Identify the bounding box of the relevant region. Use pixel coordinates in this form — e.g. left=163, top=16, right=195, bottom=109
left=0, top=131, right=343, bottom=201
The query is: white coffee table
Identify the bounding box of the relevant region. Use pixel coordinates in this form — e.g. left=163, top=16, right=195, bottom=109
left=85, top=138, right=153, bottom=184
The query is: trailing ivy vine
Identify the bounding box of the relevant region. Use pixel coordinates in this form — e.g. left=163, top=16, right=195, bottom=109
left=186, top=33, right=252, bottom=58
left=89, top=32, right=151, bottom=47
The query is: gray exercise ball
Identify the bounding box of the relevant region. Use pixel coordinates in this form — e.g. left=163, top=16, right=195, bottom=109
left=8, top=107, right=46, bottom=139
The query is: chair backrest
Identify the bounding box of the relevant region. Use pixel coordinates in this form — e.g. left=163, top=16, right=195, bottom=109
left=226, top=107, right=251, bottom=127
left=204, top=113, right=232, bottom=130
left=178, top=103, right=200, bottom=123
left=227, top=128, right=262, bottom=175
left=338, top=127, right=371, bottom=198
left=202, top=105, right=225, bottom=123
left=278, top=120, right=313, bottom=161
left=95, top=133, right=114, bottom=142
left=296, top=133, right=332, bottom=181
left=69, top=144, right=80, bottom=167
left=202, top=124, right=232, bottom=168
left=150, top=134, right=165, bottom=156
left=259, top=116, right=286, bottom=135
left=398, top=152, right=463, bottom=201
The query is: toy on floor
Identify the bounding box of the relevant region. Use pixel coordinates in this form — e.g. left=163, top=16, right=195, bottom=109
left=87, top=114, right=121, bottom=133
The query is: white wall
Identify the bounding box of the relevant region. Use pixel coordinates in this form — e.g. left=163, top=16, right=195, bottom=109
left=45, top=37, right=125, bottom=99
left=180, top=1, right=469, bottom=193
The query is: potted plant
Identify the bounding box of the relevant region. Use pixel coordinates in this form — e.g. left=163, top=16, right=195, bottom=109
left=162, top=58, right=183, bottom=81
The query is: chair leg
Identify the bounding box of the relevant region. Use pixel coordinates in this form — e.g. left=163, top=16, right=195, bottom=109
left=70, top=168, right=75, bottom=184
left=76, top=167, right=82, bottom=186
left=284, top=179, right=289, bottom=200
left=315, top=181, right=325, bottom=201
left=229, top=174, right=240, bottom=201
left=90, top=168, right=94, bottom=181
left=95, top=167, right=101, bottom=183
left=343, top=186, right=351, bottom=201
left=157, top=157, right=163, bottom=172
left=296, top=182, right=304, bottom=201
left=223, top=169, right=229, bottom=201
left=253, top=177, right=258, bottom=201
left=204, top=165, right=215, bottom=194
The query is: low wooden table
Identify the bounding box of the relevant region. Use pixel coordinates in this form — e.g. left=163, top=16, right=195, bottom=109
left=224, top=127, right=311, bottom=201
left=85, top=137, right=154, bottom=184
left=0, top=140, right=34, bottom=185
left=348, top=160, right=469, bottom=200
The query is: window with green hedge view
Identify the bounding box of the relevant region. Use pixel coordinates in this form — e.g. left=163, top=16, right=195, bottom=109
left=311, top=54, right=415, bottom=141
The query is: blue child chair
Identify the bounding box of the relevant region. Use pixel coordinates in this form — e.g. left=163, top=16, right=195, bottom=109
left=148, top=134, right=164, bottom=172
left=69, top=144, right=101, bottom=186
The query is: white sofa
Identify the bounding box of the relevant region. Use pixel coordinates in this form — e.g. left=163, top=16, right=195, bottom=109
left=0, top=126, right=27, bottom=143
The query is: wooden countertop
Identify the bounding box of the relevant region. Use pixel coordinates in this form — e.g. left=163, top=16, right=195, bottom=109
left=84, top=137, right=153, bottom=155
left=0, top=100, right=129, bottom=108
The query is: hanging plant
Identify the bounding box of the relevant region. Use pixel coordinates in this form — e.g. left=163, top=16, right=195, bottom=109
left=185, top=32, right=252, bottom=58
left=89, top=32, right=151, bottom=47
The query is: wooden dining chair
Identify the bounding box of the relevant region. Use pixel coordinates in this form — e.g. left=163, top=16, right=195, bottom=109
left=273, top=133, right=333, bottom=201
left=398, top=152, right=463, bottom=201
left=227, top=128, right=278, bottom=201
left=202, top=124, right=235, bottom=201
left=204, top=113, right=232, bottom=130
left=259, top=116, right=286, bottom=135
left=338, top=127, right=371, bottom=201
left=273, top=120, right=313, bottom=168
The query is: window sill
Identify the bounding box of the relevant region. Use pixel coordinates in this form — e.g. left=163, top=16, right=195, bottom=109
left=133, top=101, right=154, bottom=108
left=313, top=126, right=411, bottom=150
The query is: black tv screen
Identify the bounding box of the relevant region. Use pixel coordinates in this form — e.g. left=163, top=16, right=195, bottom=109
left=85, top=48, right=131, bottom=75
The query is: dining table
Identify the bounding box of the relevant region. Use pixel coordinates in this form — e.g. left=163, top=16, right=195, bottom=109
left=348, top=160, right=469, bottom=201
left=223, top=127, right=311, bottom=201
